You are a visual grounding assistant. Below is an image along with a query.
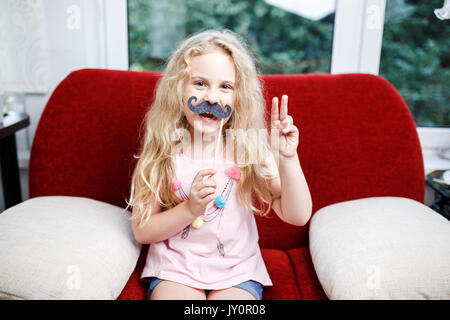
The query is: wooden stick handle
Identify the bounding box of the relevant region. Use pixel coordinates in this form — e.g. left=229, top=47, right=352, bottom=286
left=192, top=118, right=224, bottom=228
left=212, top=118, right=224, bottom=171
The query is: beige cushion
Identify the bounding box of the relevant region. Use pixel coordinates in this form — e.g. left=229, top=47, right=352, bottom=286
left=0, top=196, right=141, bottom=299
left=309, top=196, right=450, bottom=299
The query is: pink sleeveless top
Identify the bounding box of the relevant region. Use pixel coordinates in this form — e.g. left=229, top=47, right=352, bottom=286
left=140, top=152, right=273, bottom=289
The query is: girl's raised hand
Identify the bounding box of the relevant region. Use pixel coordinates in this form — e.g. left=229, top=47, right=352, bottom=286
left=270, top=95, right=299, bottom=159
left=187, top=169, right=217, bottom=217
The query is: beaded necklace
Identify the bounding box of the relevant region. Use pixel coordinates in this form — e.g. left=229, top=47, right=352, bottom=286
left=172, top=165, right=241, bottom=257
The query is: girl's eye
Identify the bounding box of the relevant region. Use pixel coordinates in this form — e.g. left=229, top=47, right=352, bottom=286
left=195, top=81, right=205, bottom=87
left=222, top=84, right=232, bottom=90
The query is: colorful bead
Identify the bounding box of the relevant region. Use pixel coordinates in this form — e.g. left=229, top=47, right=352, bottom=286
left=225, top=166, right=240, bottom=180
left=173, top=178, right=182, bottom=190
left=192, top=217, right=204, bottom=229
left=214, top=195, right=227, bottom=208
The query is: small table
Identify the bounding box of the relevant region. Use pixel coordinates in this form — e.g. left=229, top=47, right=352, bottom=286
left=0, top=111, right=30, bottom=210
left=425, top=170, right=450, bottom=221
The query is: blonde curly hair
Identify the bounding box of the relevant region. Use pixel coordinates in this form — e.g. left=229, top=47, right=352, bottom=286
left=127, top=29, right=278, bottom=227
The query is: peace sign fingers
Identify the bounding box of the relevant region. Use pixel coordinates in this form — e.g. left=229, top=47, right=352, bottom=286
left=269, top=94, right=299, bottom=159
left=271, top=94, right=289, bottom=129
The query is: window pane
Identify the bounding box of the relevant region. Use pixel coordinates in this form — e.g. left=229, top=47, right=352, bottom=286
left=379, top=0, right=450, bottom=127
left=127, top=0, right=334, bottom=74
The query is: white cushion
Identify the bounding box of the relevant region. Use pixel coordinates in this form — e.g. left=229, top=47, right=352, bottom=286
left=0, top=196, right=141, bottom=300
left=309, top=196, right=450, bottom=299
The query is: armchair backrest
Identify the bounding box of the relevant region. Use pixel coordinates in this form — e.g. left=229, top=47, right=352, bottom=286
left=29, top=69, right=424, bottom=250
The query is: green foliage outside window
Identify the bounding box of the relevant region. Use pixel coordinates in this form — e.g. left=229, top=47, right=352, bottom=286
left=380, top=0, right=449, bottom=127
left=128, top=0, right=333, bottom=74
left=128, top=0, right=449, bottom=127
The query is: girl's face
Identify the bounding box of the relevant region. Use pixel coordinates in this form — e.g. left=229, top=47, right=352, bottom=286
left=182, top=49, right=236, bottom=137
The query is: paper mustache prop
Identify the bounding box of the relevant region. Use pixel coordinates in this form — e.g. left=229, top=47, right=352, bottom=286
left=187, top=96, right=232, bottom=118
left=185, top=96, right=231, bottom=229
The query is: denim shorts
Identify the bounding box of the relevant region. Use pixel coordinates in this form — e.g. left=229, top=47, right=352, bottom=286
left=146, top=277, right=263, bottom=300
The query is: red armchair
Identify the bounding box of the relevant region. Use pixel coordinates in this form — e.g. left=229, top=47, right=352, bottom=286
left=29, top=69, right=424, bottom=299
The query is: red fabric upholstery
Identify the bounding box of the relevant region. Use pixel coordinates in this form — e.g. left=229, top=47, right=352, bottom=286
left=117, top=245, right=148, bottom=300
left=261, top=249, right=301, bottom=300
left=29, top=69, right=161, bottom=208
left=29, top=69, right=424, bottom=300
left=256, top=74, right=425, bottom=250
left=287, top=248, right=328, bottom=300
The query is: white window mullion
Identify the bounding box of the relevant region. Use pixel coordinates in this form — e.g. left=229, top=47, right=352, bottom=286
left=331, top=0, right=386, bottom=75
left=331, top=0, right=365, bottom=74
left=99, top=0, right=129, bottom=70
left=359, top=0, right=386, bottom=74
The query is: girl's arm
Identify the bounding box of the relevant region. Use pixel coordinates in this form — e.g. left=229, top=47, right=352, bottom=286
left=270, top=153, right=312, bottom=226
left=268, top=94, right=312, bottom=226
left=132, top=200, right=197, bottom=244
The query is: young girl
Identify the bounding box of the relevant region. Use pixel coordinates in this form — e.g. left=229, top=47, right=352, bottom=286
left=127, top=29, right=312, bottom=300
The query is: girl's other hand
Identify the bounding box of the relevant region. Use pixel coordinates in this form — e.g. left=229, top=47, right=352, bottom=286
left=187, top=168, right=217, bottom=217
left=270, top=95, right=299, bottom=159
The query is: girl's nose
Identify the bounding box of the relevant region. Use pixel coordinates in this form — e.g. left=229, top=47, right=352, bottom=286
left=206, top=89, right=220, bottom=105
